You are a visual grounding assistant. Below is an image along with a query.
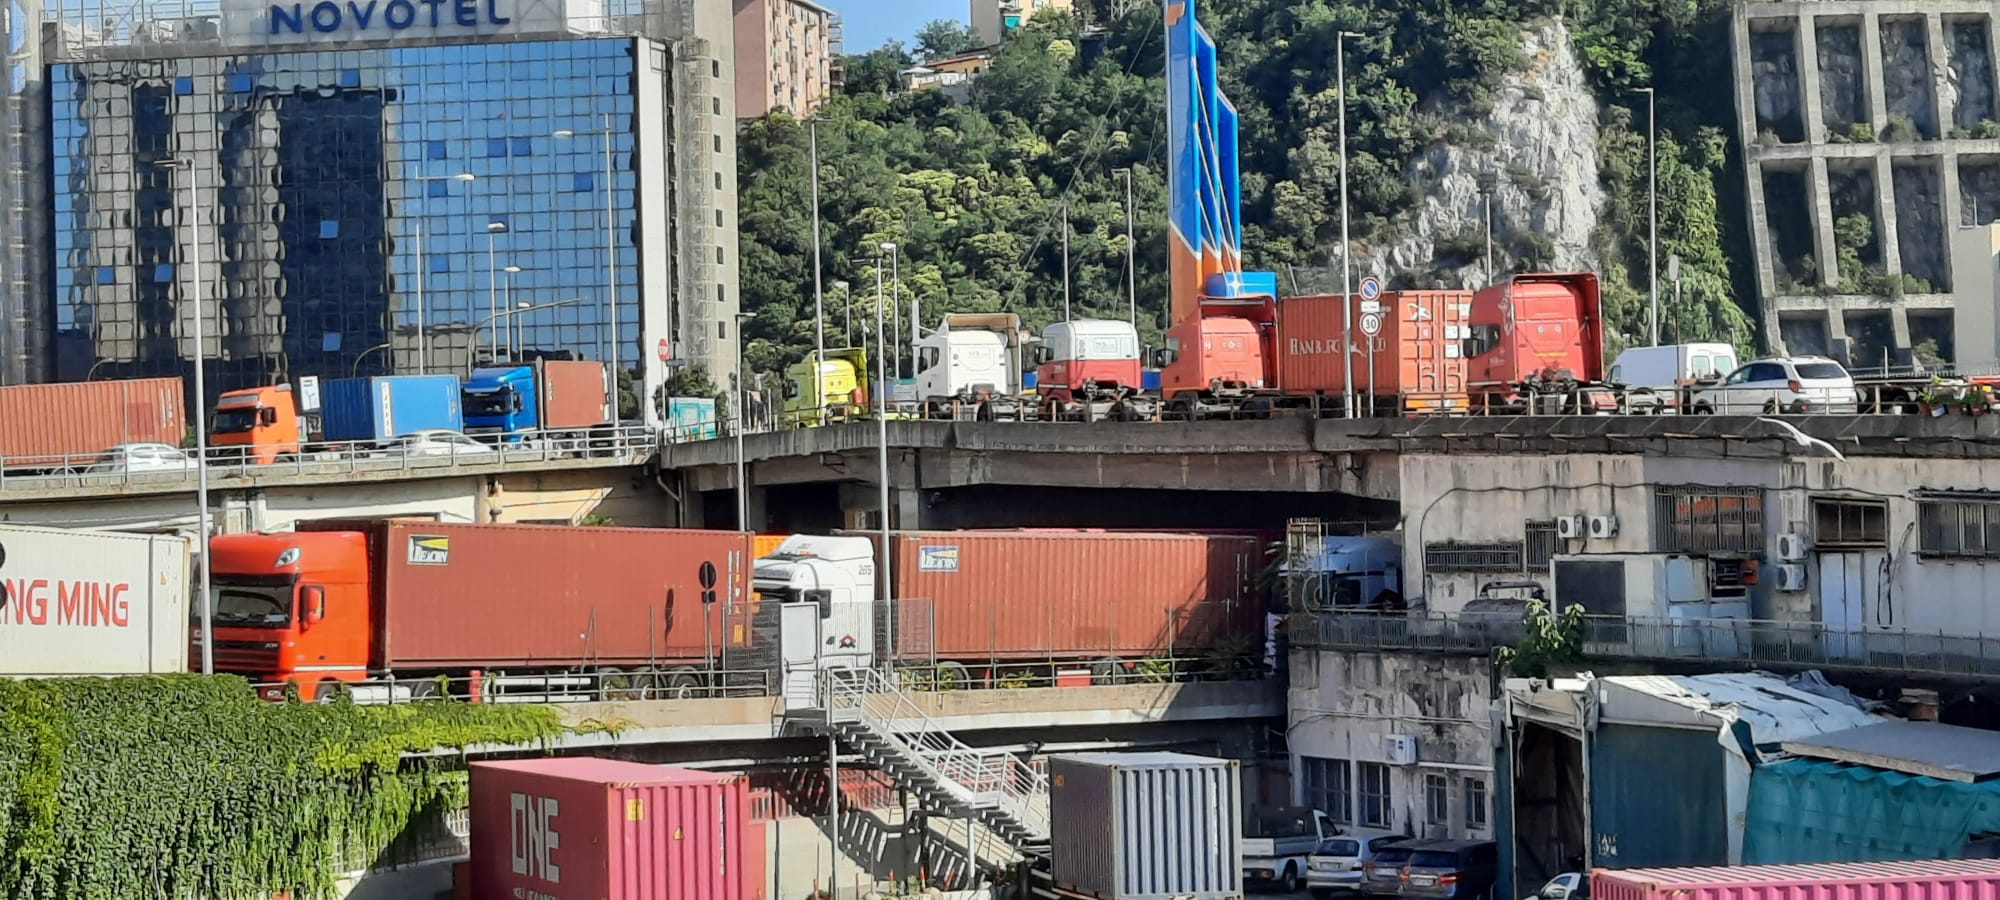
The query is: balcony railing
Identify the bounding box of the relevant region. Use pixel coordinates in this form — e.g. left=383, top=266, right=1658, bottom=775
left=1289, top=611, right=2000, bottom=680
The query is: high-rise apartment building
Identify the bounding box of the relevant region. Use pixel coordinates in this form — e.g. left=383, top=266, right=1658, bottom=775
left=972, top=0, right=1072, bottom=47
left=732, top=0, right=839, bottom=120
left=5, top=0, right=740, bottom=419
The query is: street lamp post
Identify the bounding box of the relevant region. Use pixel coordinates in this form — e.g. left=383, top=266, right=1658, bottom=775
left=887, top=244, right=902, bottom=381
left=876, top=240, right=896, bottom=669
left=469, top=298, right=584, bottom=374
left=809, top=119, right=826, bottom=368
left=553, top=117, right=620, bottom=382
left=1638, top=86, right=1658, bottom=346
left=158, top=156, right=214, bottom=676
left=1117, top=168, right=1137, bottom=331
left=485, top=221, right=508, bottom=360
left=1337, top=30, right=1362, bottom=420
left=411, top=172, right=475, bottom=374
left=734, top=312, right=754, bottom=530
left=835, top=280, right=851, bottom=346
left=502, top=264, right=523, bottom=360
left=511, top=301, right=531, bottom=357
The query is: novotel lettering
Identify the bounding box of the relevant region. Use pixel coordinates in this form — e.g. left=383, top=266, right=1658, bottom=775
left=268, top=0, right=510, bottom=34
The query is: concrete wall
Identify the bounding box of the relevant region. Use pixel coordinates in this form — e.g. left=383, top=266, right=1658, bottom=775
left=483, top=467, right=668, bottom=526
left=1952, top=223, right=2000, bottom=368
left=1288, top=649, right=1495, bottom=841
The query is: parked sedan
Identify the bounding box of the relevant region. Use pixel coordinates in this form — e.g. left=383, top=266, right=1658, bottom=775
left=84, top=442, right=198, bottom=475
left=1690, top=356, right=1859, bottom=415
left=1309, top=833, right=1407, bottom=897
left=381, top=430, right=497, bottom=460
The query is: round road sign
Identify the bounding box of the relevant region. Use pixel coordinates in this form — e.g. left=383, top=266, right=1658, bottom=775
left=1360, top=312, right=1383, bottom=336
left=1359, top=276, right=1383, bottom=301
left=657, top=338, right=673, bottom=362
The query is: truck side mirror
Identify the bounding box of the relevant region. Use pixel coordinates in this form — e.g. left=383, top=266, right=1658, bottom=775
left=1151, top=347, right=1178, bottom=368
left=260, top=407, right=278, bottom=426
left=783, top=380, right=799, bottom=399
left=301, top=585, right=326, bottom=624
left=805, top=589, right=833, bottom=619
left=1032, top=345, right=1053, bottom=365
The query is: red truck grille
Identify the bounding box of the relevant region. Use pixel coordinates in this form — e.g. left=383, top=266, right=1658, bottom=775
left=210, top=639, right=280, bottom=675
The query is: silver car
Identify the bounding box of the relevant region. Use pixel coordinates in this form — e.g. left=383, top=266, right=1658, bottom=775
left=1691, top=356, right=1859, bottom=415
left=84, top=442, right=198, bottom=475
left=1309, top=834, right=1406, bottom=897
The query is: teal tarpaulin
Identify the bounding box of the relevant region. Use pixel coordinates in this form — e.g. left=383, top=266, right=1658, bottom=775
left=1744, top=759, right=2000, bottom=863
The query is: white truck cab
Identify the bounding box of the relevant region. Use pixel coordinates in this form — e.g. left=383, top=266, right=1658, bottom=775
left=913, top=313, right=1029, bottom=420
left=753, top=535, right=880, bottom=707
left=1245, top=806, right=1338, bottom=892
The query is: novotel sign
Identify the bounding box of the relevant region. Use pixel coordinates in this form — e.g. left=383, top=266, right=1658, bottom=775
left=221, top=0, right=574, bottom=46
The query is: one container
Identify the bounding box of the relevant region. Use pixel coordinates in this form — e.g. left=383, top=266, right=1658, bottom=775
left=0, top=377, right=185, bottom=467
left=1591, top=859, right=2000, bottom=900
left=319, top=374, right=464, bottom=442
left=0, top=525, right=190, bottom=675
left=1049, top=751, right=1243, bottom=900
left=303, top=520, right=754, bottom=668
left=889, top=531, right=1261, bottom=662
left=666, top=397, right=719, bottom=441
left=1274, top=291, right=1472, bottom=411
left=538, top=360, right=615, bottom=430
left=469, top=757, right=750, bottom=900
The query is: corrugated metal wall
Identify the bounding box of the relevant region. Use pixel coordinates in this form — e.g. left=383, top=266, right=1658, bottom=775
left=1590, top=724, right=1728, bottom=869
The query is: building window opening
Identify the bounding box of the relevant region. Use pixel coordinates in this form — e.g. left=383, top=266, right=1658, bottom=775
left=1358, top=762, right=1391, bottom=828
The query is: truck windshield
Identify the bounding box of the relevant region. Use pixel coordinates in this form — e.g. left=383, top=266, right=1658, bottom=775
left=211, top=408, right=260, bottom=434
left=463, top=389, right=515, bottom=417
left=211, top=583, right=293, bottom=626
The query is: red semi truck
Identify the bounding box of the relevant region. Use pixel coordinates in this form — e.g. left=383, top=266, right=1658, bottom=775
left=207, top=520, right=757, bottom=701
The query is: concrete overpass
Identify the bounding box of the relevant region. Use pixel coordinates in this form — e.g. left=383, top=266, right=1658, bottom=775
left=658, top=414, right=2000, bottom=531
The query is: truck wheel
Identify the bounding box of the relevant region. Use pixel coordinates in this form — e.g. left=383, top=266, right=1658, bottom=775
left=935, top=661, right=971, bottom=690
left=663, top=668, right=702, bottom=699
left=1280, top=863, right=1300, bottom=894
left=313, top=680, right=348, bottom=704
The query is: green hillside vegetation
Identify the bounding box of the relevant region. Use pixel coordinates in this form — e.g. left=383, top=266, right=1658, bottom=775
left=735, top=0, right=1758, bottom=377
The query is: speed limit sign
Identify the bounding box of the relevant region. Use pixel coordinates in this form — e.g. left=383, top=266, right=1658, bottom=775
left=1360, top=312, right=1383, bottom=336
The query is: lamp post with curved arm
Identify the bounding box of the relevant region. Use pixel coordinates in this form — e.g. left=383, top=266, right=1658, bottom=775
left=467, top=298, right=584, bottom=375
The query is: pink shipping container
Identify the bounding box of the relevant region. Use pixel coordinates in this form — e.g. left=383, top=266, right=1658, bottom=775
left=890, top=531, right=1263, bottom=662
left=1591, top=859, right=2000, bottom=900
left=0, top=377, right=185, bottom=467
left=470, top=757, right=751, bottom=900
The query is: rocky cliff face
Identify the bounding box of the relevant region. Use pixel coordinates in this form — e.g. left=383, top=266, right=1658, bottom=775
left=1356, top=19, right=1605, bottom=290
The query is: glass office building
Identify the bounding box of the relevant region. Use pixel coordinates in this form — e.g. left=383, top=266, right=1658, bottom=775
left=15, top=0, right=742, bottom=417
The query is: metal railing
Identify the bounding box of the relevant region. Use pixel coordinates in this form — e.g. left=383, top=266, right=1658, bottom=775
left=822, top=666, right=1050, bottom=841
left=882, top=596, right=1269, bottom=688
left=249, top=665, right=774, bottom=706
left=0, top=422, right=657, bottom=493
left=1289, top=611, right=2000, bottom=679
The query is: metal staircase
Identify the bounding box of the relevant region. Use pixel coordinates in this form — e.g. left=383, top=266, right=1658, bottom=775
left=814, top=667, right=1050, bottom=850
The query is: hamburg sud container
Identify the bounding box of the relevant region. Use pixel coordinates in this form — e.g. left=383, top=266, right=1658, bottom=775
left=1274, top=291, right=1474, bottom=412
left=1591, top=859, right=2000, bottom=900
left=1049, top=752, right=1244, bottom=900
left=318, top=374, right=464, bottom=442
left=311, top=520, right=754, bottom=668
left=0, top=525, right=191, bottom=675
left=470, top=757, right=751, bottom=900
left=0, top=377, right=185, bottom=466
left=889, top=531, right=1262, bottom=661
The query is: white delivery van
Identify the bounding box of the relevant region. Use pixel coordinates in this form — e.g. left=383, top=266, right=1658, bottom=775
left=1607, top=342, right=1738, bottom=413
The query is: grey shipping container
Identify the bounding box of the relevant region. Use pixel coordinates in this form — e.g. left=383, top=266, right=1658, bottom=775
left=1049, top=752, right=1244, bottom=900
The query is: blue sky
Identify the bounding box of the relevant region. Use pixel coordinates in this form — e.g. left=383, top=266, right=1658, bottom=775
left=828, top=0, right=967, bottom=52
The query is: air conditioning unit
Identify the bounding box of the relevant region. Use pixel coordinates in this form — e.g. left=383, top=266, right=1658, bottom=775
left=1556, top=515, right=1586, bottom=540
left=1776, top=563, right=1809, bottom=592
left=1384, top=734, right=1419, bottom=766
left=1589, top=514, right=1620, bottom=539
left=1776, top=532, right=1812, bottom=561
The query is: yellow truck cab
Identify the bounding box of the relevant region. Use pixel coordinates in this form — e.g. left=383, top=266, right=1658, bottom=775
left=782, top=348, right=870, bottom=427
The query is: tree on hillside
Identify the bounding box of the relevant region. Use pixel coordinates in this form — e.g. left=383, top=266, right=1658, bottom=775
left=841, top=43, right=911, bottom=97
left=915, top=19, right=983, bottom=59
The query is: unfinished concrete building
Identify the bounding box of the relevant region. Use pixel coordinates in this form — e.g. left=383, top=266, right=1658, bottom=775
left=1732, top=1, right=2000, bottom=371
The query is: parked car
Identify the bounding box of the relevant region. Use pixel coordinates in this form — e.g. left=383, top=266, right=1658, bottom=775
left=1398, top=840, right=1500, bottom=900
left=84, top=442, right=198, bottom=475
left=1607, top=342, right=1737, bottom=413
left=1309, top=833, right=1406, bottom=897
left=1690, top=356, right=1859, bottom=415
left=1360, top=841, right=1419, bottom=898
left=1538, top=873, right=1588, bottom=900
left=380, top=430, right=496, bottom=460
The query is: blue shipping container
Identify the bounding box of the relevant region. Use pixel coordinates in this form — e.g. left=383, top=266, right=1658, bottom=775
left=319, top=375, right=464, bottom=442
left=666, top=397, right=719, bottom=441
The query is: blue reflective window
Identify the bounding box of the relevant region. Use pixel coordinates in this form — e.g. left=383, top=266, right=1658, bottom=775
left=153, top=263, right=174, bottom=283
left=512, top=136, right=533, bottom=156
left=485, top=137, right=507, bottom=157
left=427, top=179, right=450, bottom=198
left=173, top=76, right=194, bottom=95
left=319, top=219, right=339, bottom=239
left=427, top=140, right=447, bottom=160
left=338, top=68, right=360, bottom=88
left=95, top=267, right=116, bottom=285
left=429, top=255, right=451, bottom=273
left=229, top=73, right=254, bottom=92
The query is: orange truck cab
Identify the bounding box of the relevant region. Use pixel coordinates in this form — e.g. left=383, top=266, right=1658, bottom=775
left=210, top=385, right=305, bottom=464
left=1464, top=273, right=1615, bottom=412
left=207, top=529, right=370, bottom=700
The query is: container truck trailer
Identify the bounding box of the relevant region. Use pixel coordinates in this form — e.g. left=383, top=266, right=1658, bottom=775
left=207, top=520, right=757, bottom=702
left=461, top=359, right=613, bottom=442
left=1589, top=859, right=2000, bottom=900
left=753, top=530, right=1264, bottom=691
left=319, top=374, right=465, bottom=443
left=0, top=377, right=186, bottom=471
left=0, top=524, right=191, bottom=676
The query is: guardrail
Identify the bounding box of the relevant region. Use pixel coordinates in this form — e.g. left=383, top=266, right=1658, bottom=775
left=250, top=665, right=775, bottom=705
left=1289, top=611, right=2000, bottom=679
left=0, top=422, right=660, bottom=493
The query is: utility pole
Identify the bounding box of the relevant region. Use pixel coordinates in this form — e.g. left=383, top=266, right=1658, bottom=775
left=1639, top=86, right=1659, bottom=346
left=1337, top=31, right=1361, bottom=419
left=809, top=119, right=826, bottom=366
left=1061, top=201, right=1073, bottom=322
left=1121, top=169, right=1136, bottom=331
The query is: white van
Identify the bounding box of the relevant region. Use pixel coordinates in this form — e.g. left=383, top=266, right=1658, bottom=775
left=1607, top=342, right=1738, bottom=412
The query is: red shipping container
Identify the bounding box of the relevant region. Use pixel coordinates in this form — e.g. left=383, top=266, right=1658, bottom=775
left=1592, top=859, right=2000, bottom=900
left=0, top=377, right=185, bottom=466
left=1274, top=291, right=1471, bottom=411
left=471, top=758, right=751, bottom=900
left=540, top=360, right=616, bottom=430
left=306, top=520, right=755, bottom=668
left=890, top=531, right=1262, bottom=661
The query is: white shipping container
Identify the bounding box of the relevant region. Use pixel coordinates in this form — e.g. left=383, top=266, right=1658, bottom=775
left=1050, top=752, right=1245, bottom=900
left=0, top=525, right=191, bottom=675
